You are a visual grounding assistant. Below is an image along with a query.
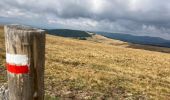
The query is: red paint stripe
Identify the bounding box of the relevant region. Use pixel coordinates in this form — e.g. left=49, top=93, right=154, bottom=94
left=6, top=63, right=29, bottom=74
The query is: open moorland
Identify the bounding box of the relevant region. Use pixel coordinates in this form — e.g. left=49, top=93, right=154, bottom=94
left=0, top=26, right=170, bottom=99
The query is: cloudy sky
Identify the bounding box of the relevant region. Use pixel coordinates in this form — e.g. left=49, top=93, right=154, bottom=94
left=1, top=0, right=170, bottom=39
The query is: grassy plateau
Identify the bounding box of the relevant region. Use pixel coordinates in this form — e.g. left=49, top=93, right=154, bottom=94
left=0, top=26, right=170, bottom=99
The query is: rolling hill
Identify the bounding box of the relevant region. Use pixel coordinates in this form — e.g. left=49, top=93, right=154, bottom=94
left=95, top=32, right=170, bottom=48
left=46, top=29, right=92, bottom=39
left=0, top=26, right=170, bottom=99
left=46, top=29, right=170, bottom=48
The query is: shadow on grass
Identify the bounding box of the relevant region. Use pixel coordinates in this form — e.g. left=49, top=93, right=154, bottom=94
left=0, top=65, right=7, bottom=83
left=45, top=95, right=60, bottom=100
left=126, top=43, right=170, bottom=53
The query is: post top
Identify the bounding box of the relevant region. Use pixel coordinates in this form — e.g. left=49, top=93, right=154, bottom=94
left=5, top=24, right=44, bottom=32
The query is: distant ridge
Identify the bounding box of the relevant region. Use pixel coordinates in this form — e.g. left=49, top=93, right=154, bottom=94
left=95, top=32, right=170, bottom=48
left=46, top=29, right=92, bottom=38
left=46, top=28, right=170, bottom=48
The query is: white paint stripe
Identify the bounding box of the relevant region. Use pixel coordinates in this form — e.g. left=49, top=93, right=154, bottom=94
left=6, top=53, right=28, bottom=65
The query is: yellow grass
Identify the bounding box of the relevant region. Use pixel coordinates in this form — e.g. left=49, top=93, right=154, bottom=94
left=0, top=26, right=6, bottom=83
left=0, top=26, right=170, bottom=99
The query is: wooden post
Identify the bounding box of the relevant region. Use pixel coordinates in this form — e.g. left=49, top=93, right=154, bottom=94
left=4, top=25, right=45, bottom=100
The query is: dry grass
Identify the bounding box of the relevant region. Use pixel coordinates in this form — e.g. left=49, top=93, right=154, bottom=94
left=0, top=26, right=6, bottom=83
left=0, top=26, right=170, bottom=99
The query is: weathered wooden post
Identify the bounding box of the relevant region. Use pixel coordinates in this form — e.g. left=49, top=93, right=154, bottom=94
left=4, top=25, right=45, bottom=100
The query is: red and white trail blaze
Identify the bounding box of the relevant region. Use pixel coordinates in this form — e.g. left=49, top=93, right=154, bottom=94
left=6, top=53, right=29, bottom=74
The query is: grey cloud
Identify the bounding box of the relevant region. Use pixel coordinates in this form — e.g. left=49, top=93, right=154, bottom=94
left=0, top=0, right=170, bottom=39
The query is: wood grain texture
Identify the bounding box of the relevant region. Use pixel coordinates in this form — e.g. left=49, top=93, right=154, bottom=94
left=4, top=25, right=45, bottom=100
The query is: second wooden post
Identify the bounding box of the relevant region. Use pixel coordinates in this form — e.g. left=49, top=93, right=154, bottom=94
left=4, top=25, right=45, bottom=100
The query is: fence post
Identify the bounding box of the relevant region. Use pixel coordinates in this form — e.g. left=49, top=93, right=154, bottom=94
left=4, top=25, right=45, bottom=100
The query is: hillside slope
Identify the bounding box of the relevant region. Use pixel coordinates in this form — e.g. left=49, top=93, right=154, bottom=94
left=0, top=26, right=170, bottom=99
left=46, top=29, right=92, bottom=39
left=96, top=32, right=170, bottom=48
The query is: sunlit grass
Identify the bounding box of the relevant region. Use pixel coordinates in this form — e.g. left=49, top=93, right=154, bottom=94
left=0, top=26, right=6, bottom=83
left=45, top=35, right=170, bottom=99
